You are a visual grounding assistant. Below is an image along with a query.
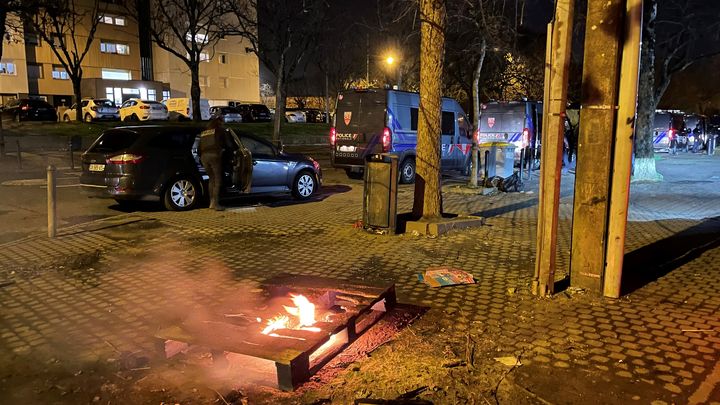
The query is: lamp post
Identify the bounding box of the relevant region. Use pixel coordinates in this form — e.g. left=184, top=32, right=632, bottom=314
left=385, top=55, right=401, bottom=90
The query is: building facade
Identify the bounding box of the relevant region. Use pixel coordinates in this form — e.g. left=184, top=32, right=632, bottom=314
left=0, top=1, right=260, bottom=108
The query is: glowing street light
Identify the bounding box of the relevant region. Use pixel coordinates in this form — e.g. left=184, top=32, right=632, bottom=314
left=385, top=56, right=395, bottom=65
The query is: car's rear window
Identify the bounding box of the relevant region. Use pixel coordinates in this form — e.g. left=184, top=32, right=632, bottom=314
left=89, top=130, right=140, bottom=153
left=479, top=104, right=526, bottom=133
left=96, top=99, right=115, bottom=108
left=147, top=132, right=196, bottom=150
left=250, top=104, right=270, bottom=113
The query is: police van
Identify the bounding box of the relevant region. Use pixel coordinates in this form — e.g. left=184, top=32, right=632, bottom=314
left=476, top=101, right=542, bottom=158
left=330, top=89, right=472, bottom=183
left=652, top=110, right=686, bottom=152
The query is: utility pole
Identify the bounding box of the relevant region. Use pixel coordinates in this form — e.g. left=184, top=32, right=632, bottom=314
left=603, top=0, right=643, bottom=298
left=570, top=0, right=625, bottom=293
left=533, top=0, right=574, bottom=296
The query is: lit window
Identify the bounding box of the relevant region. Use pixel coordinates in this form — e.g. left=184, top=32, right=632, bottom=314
left=199, top=76, right=208, bottom=87
left=219, top=53, right=227, bottom=64
left=105, top=87, right=114, bottom=101
left=52, top=66, right=69, bottom=80
left=162, top=90, right=171, bottom=100
left=99, top=14, right=127, bottom=26
left=101, top=41, right=129, bottom=55
left=0, top=61, right=16, bottom=75
left=101, top=68, right=131, bottom=80
left=186, top=32, right=208, bottom=44
left=147, top=89, right=157, bottom=101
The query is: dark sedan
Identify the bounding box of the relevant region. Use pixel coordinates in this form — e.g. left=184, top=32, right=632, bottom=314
left=80, top=126, right=322, bottom=210
left=0, top=99, right=57, bottom=123
left=236, top=104, right=272, bottom=122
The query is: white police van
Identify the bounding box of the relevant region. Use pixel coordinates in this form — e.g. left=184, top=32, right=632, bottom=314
left=330, top=89, right=472, bottom=183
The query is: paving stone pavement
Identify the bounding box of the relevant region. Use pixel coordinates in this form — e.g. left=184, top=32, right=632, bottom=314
left=1, top=164, right=720, bottom=403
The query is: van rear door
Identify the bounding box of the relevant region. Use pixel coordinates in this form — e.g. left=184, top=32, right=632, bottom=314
left=333, top=90, right=387, bottom=168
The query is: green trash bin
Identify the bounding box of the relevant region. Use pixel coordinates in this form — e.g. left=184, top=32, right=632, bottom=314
left=363, top=153, right=399, bottom=234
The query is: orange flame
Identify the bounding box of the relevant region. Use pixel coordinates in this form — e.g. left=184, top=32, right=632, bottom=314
left=261, top=294, right=320, bottom=335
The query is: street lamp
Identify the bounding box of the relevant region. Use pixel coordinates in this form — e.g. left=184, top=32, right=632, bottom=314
left=384, top=54, right=401, bottom=90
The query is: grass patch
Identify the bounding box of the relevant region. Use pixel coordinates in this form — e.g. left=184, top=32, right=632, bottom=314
left=3, top=121, right=330, bottom=141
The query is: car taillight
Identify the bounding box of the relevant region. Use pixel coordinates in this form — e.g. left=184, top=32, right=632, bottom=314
left=522, top=128, right=530, bottom=147
left=140, top=105, right=150, bottom=110
left=382, top=127, right=392, bottom=152
left=330, top=127, right=336, bottom=145
left=21, top=105, right=30, bottom=111
left=107, top=154, right=144, bottom=164
left=668, top=129, right=674, bottom=139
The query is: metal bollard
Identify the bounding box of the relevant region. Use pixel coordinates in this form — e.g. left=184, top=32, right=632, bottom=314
left=519, top=148, right=526, bottom=180
left=47, top=165, right=56, bottom=238
left=483, top=150, right=490, bottom=184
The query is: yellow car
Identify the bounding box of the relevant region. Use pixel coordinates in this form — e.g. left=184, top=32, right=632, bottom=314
left=119, top=98, right=168, bottom=122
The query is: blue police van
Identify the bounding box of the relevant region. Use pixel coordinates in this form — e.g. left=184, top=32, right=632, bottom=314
left=330, top=89, right=472, bottom=183
left=476, top=101, right=543, bottom=158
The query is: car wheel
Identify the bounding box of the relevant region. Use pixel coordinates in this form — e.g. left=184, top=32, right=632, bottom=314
left=345, top=169, right=364, bottom=180
left=63, top=115, right=71, bottom=123
left=292, top=170, right=317, bottom=200
left=399, top=158, right=416, bottom=184
left=163, top=177, right=201, bottom=211
left=84, top=113, right=93, bottom=123
left=131, top=114, right=139, bottom=122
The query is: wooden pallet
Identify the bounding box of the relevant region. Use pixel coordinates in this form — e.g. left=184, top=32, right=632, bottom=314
left=156, top=274, right=396, bottom=391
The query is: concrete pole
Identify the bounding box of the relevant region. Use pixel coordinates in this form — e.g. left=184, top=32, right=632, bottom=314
left=47, top=165, right=57, bottom=238
left=570, top=0, right=624, bottom=294
left=604, top=0, right=643, bottom=298
left=533, top=0, right=574, bottom=297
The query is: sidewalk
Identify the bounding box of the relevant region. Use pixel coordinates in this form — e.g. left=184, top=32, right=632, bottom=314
left=0, top=155, right=719, bottom=404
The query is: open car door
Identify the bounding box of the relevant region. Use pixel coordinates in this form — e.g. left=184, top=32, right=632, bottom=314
left=228, top=129, right=253, bottom=193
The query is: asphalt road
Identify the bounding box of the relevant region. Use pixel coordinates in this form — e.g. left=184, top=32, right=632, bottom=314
left=0, top=145, right=344, bottom=244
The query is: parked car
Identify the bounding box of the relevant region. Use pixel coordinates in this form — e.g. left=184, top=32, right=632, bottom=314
left=62, top=98, right=119, bottom=122
left=164, top=97, right=211, bottom=121
left=80, top=126, right=322, bottom=211
left=304, top=108, right=328, bottom=123
left=0, top=98, right=57, bottom=123
left=285, top=109, right=307, bottom=123
left=119, top=98, right=169, bottom=122
left=210, top=106, right=243, bottom=123
left=236, top=104, right=272, bottom=122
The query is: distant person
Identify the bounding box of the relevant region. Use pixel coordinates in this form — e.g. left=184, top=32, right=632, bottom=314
left=200, top=118, right=232, bottom=211
left=693, top=124, right=703, bottom=153
left=669, top=130, right=677, bottom=155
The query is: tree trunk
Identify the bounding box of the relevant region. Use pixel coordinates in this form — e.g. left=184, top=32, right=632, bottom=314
left=72, top=75, right=83, bottom=123
left=633, top=0, right=662, bottom=181
left=0, top=9, right=5, bottom=156
left=412, top=0, right=446, bottom=219
left=469, top=40, right=487, bottom=188
left=190, top=61, right=202, bottom=123
left=272, top=53, right=286, bottom=143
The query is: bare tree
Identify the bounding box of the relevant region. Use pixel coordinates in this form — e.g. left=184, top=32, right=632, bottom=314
left=227, top=0, right=328, bottom=142
left=634, top=0, right=720, bottom=181
left=446, top=0, right=517, bottom=187
left=413, top=0, right=446, bottom=219
left=124, top=0, right=230, bottom=123
left=22, top=0, right=104, bottom=122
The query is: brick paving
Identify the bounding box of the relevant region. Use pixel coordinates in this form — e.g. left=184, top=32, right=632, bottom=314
left=1, top=156, right=720, bottom=404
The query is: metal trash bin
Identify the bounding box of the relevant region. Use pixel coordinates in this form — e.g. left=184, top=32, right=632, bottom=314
left=479, top=142, right=516, bottom=178
left=363, top=153, right=399, bottom=234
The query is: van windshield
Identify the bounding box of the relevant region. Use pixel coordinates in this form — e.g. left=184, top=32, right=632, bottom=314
left=335, top=91, right=386, bottom=133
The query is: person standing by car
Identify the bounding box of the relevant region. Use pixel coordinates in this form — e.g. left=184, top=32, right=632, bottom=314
left=200, top=118, right=231, bottom=211
left=693, top=124, right=703, bottom=153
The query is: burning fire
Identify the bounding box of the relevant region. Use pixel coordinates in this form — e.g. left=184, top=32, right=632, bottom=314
left=261, top=294, right=322, bottom=336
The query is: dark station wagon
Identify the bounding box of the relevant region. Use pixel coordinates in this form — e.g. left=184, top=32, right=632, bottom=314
left=80, top=126, right=322, bottom=210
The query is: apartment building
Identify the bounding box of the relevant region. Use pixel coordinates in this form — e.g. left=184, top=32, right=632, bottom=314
left=0, top=1, right=260, bottom=108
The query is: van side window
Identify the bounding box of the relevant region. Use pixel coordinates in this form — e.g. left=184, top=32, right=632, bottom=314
left=410, top=108, right=418, bottom=131
left=441, top=111, right=455, bottom=135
